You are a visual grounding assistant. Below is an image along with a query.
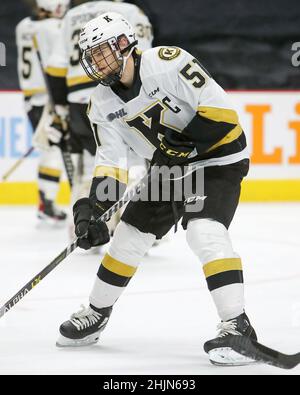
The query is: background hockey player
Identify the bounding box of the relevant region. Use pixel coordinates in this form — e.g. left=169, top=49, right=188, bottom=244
left=45, top=1, right=153, bottom=237
left=54, top=12, right=257, bottom=367
left=16, top=0, right=71, bottom=225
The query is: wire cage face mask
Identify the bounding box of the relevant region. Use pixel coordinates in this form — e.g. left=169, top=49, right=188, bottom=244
left=80, top=37, right=125, bottom=86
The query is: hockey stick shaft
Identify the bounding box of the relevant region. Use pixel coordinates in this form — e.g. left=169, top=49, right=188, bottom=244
left=0, top=167, right=154, bottom=319
left=0, top=240, right=78, bottom=319
left=1, top=146, right=35, bottom=181
left=229, top=333, right=300, bottom=370
left=32, top=36, right=74, bottom=188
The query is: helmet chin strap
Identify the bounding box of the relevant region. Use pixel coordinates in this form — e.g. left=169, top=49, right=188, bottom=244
left=120, top=40, right=138, bottom=75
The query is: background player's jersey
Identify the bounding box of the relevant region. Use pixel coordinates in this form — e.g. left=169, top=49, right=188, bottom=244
left=88, top=47, right=249, bottom=179
left=16, top=16, right=63, bottom=107
left=46, top=0, right=153, bottom=104
left=16, top=17, right=48, bottom=107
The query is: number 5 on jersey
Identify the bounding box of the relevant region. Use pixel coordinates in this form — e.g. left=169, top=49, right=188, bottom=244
left=180, top=58, right=211, bottom=88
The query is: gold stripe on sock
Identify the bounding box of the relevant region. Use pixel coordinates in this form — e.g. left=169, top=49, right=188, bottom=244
left=102, top=254, right=137, bottom=278
left=203, top=258, right=242, bottom=278
left=45, top=66, right=68, bottom=77
left=38, top=167, right=62, bottom=178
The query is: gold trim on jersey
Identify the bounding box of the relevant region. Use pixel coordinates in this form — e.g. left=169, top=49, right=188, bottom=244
left=94, top=166, right=128, bottom=184
left=67, top=75, right=93, bottom=87
left=102, top=254, right=137, bottom=277
left=23, top=88, right=46, bottom=97
left=203, top=258, right=242, bottom=278
left=32, top=35, right=38, bottom=50
left=86, top=100, right=92, bottom=116
left=197, top=106, right=239, bottom=124
left=208, top=124, right=243, bottom=152
left=197, top=106, right=243, bottom=152
left=38, top=167, right=62, bottom=178
left=46, top=66, right=68, bottom=78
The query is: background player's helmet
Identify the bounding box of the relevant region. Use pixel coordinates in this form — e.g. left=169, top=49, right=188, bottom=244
left=79, top=12, right=138, bottom=87
left=36, top=0, right=70, bottom=18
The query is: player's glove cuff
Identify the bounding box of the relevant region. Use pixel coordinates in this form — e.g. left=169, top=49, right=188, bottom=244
left=151, top=129, right=195, bottom=167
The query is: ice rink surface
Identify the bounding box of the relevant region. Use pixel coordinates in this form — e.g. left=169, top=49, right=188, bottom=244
left=0, top=203, right=299, bottom=375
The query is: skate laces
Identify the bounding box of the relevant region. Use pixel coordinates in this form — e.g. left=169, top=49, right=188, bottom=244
left=217, top=319, right=242, bottom=338
left=70, top=305, right=102, bottom=331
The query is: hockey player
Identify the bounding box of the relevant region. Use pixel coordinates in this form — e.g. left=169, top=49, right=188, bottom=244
left=16, top=0, right=70, bottom=225
left=57, top=13, right=257, bottom=366
left=45, top=1, right=153, bottom=216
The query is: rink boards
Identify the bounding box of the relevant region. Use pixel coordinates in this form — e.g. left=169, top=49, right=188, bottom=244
left=0, top=90, right=299, bottom=204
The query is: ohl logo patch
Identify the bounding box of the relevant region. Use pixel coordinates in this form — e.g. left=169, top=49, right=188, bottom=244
left=158, top=47, right=181, bottom=61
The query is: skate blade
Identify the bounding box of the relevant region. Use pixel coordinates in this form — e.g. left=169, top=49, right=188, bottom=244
left=36, top=215, right=67, bottom=229
left=208, top=347, right=258, bottom=367
left=56, top=332, right=101, bottom=348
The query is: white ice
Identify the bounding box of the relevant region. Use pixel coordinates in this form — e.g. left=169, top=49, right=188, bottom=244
left=0, top=203, right=299, bottom=375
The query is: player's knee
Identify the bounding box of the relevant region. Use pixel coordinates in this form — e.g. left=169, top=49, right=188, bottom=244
left=109, top=221, right=156, bottom=266
left=186, top=218, right=235, bottom=264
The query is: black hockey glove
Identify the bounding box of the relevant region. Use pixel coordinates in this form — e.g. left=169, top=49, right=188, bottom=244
left=73, top=198, right=110, bottom=250
left=151, top=129, right=195, bottom=167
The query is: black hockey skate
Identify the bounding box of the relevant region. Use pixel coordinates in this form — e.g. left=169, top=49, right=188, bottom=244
left=37, top=191, right=67, bottom=226
left=204, top=312, right=258, bottom=366
left=56, top=305, right=112, bottom=347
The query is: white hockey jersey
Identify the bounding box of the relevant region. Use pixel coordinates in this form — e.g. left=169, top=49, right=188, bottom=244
left=16, top=17, right=47, bottom=107
left=16, top=16, right=63, bottom=107
left=16, top=17, right=61, bottom=106
left=88, top=47, right=248, bottom=182
left=46, top=0, right=153, bottom=104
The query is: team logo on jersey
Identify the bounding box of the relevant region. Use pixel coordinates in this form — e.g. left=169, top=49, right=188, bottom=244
left=158, top=47, right=181, bottom=61
left=107, top=108, right=128, bottom=122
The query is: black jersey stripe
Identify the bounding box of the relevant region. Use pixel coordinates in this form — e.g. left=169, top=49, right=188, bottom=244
left=188, top=132, right=247, bottom=163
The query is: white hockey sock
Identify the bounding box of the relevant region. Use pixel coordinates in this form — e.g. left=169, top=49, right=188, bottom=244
left=38, top=146, right=63, bottom=201
left=38, top=168, right=61, bottom=201
left=89, top=221, right=155, bottom=309
left=186, top=218, right=245, bottom=321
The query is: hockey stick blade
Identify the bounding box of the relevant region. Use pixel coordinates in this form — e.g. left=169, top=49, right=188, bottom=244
left=229, top=336, right=300, bottom=370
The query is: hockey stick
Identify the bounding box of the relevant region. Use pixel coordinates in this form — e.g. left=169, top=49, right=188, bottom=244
left=32, top=36, right=74, bottom=188
left=228, top=336, right=300, bottom=370
left=1, top=146, right=35, bottom=181
left=0, top=166, right=155, bottom=319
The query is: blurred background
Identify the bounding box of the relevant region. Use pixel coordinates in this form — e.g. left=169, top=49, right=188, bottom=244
left=1, top=0, right=300, bottom=89
left=0, top=0, right=299, bottom=204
